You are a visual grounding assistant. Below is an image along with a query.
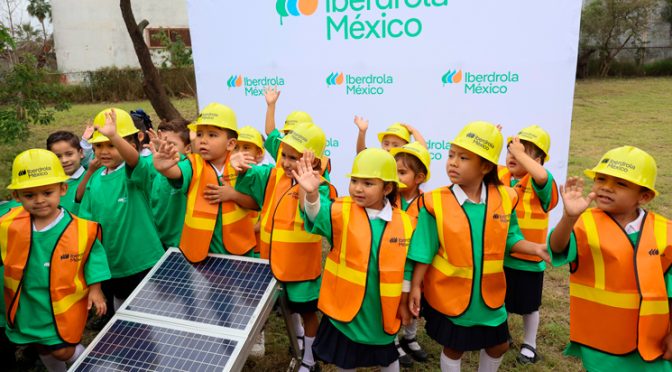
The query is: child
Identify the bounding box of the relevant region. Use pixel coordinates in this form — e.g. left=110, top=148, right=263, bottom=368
left=294, top=147, right=415, bottom=372
left=548, top=146, right=672, bottom=372
left=79, top=108, right=165, bottom=311
left=149, top=119, right=191, bottom=249
left=233, top=122, right=336, bottom=372
left=354, top=117, right=427, bottom=153
left=1, top=149, right=110, bottom=372
left=407, top=121, right=549, bottom=372
left=389, top=141, right=431, bottom=367
left=498, top=125, right=558, bottom=364
left=151, top=103, right=258, bottom=263
left=46, top=131, right=89, bottom=214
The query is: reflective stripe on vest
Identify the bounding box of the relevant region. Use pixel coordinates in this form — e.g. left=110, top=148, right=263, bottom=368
left=498, top=166, right=558, bottom=262
left=423, top=184, right=516, bottom=317
left=1, top=207, right=99, bottom=344
left=319, top=197, right=416, bottom=334
left=570, top=209, right=671, bottom=361
left=180, top=154, right=256, bottom=262
left=259, top=166, right=337, bottom=282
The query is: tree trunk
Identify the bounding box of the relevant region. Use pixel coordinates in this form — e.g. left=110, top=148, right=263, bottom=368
left=119, top=0, right=184, bottom=121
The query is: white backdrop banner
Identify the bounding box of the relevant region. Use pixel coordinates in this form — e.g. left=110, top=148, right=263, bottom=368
left=187, top=0, right=582, bottom=219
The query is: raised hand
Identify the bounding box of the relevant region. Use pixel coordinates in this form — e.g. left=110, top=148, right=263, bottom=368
left=152, top=139, right=179, bottom=172
left=291, top=150, right=321, bottom=194
left=82, top=122, right=95, bottom=140
left=264, top=86, right=281, bottom=106
left=507, top=136, right=526, bottom=158
left=95, top=109, right=118, bottom=139
left=229, top=152, right=255, bottom=172
left=354, top=115, right=369, bottom=132
left=560, top=176, right=595, bottom=218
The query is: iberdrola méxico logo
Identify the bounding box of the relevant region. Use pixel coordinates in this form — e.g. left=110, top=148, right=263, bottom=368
left=226, top=74, right=286, bottom=96
left=326, top=72, right=344, bottom=86
left=227, top=75, right=243, bottom=88
left=276, top=0, right=318, bottom=25
left=326, top=71, right=394, bottom=95
left=442, top=70, right=462, bottom=85
left=442, top=68, right=520, bottom=95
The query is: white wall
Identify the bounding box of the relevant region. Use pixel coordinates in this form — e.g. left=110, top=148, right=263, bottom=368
left=51, top=0, right=188, bottom=78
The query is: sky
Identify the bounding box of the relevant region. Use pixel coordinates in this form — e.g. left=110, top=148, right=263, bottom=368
left=0, top=0, right=53, bottom=34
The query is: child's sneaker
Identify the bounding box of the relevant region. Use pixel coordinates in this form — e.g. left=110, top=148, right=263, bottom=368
left=250, top=331, right=265, bottom=358
left=395, top=338, right=414, bottom=368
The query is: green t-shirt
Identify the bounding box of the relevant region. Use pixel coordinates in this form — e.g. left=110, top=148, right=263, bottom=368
left=264, top=128, right=283, bottom=162
left=303, top=198, right=414, bottom=345
left=174, top=157, right=254, bottom=257
left=60, top=166, right=86, bottom=215
left=549, top=229, right=672, bottom=371
left=79, top=161, right=165, bottom=278
left=151, top=154, right=187, bottom=248
left=503, top=169, right=555, bottom=272
left=235, top=163, right=329, bottom=302
left=408, top=203, right=524, bottom=327
left=4, top=211, right=111, bottom=345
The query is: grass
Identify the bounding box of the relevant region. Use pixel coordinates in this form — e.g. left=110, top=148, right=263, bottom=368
left=4, top=77, right=672, bottom=371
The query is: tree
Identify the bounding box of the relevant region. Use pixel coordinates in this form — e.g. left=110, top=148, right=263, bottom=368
left=26, top=0, right=50, bottom=45
left=580, top=0, right=657, bottom=77
left=119, top=0, right=183, bottom=121
left=662, top=0, right=672, bottom=37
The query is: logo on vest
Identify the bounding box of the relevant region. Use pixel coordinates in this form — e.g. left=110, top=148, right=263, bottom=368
left=492, top=213, right=511, bottom=223
left=60, top=252, right=84, bottom=262
left=389, top=237, right=410, bottom=246
left=649, top=248, right=660, bottom=256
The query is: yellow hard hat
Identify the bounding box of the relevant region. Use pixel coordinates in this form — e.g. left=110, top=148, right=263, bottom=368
left=188, top=103, right=238, bottom=133
left=7, top=149, right=70, bottom=190
left=89, top=108, right=139, bottom=144
left=584, top=145, right=658, bottom=195
left=377, top=123, right=411, bottom=144
left=390, top=141, right=432, bottom=182
left=507, top=125, right=551, bottom=161
left=237, top=126, right=265, bottom=154
left=280, top=121, right=326, bottom=155
left=282, top=111, right=313, bottom=133
left=451, top=121, right=503, bottom=165
left=346, top=148, right=404, bottom=187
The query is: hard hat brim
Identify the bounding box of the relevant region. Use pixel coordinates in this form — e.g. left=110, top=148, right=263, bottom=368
left=377, top=132, right=410, bottom=144
left=389, top=147, right=431, bottom=182
left=187, top=122, right=239, bottom=134
left=345, top=172, right=407, bottom=188
left=506, top=136, right=550, bottom=161
left=7, top=176, right=70, bottom=190
left=584, top=169, right=658, bottom=196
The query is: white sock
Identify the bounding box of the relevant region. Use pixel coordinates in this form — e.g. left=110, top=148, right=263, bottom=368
left=380, top=359, right=400, bottom=372
left=113, top=296, right=124, bottom=311
left=477, top=349, right=503, bottom=372
left=292, top=313, right=305, bottom=349
left=39, top=354, right=67, bottom=372
left=440, top=352, right=461, bottom=372
left=403, top=318, right=418, bottom=339
left=521, top=311, right=540, bottom=358
left=66, top=344, right=85, bottom=364
left=297, top=336, right=316, bottom=371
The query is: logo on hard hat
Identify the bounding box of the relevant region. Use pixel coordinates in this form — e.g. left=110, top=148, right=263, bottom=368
left=27, top=166, right=51, bottom=178
left=276, top=0, right=318, bottom=25
left=442, top=70, right=462, bottom=85
left=18, top=169, right=27, bottom=176
left=227, top=75, right=243, bottom=88
left=326, top=72, right=344, bottom=86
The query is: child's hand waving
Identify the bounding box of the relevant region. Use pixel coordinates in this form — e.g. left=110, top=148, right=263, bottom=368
left=560, top=176, right=595, bottom=218
left=354, top=116, right=369, bottom=132
left=229, top=152, right=255, bottom=172
left=292, top=150, right=321, bottom=195
left=95, top=109, right=119, bottom=139
left=151, top=138, right=179, bottom=172
left=82, top=122, right=95, bottom=141
left=264, top=86, right=281, bottom=106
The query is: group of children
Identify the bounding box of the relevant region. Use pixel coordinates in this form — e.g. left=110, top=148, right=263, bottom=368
left=0, top=86, right=671, bottom=372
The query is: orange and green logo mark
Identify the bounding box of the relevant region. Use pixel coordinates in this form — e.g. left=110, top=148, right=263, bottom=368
left=326, top=72, right=344, bottom=86
left=276, top=0, right=318, bottom=25
left=441, top=70, right=462, bottom=85
left=227, top=75, right=243, bottom=88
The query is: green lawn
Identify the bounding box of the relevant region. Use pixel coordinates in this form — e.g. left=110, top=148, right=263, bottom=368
left=4, top=78, right=672, bottom=371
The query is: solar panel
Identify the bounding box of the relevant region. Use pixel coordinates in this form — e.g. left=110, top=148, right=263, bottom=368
left=71, top=317, right=241, bottom=372
left=122, top=249, right=276, bottom=331
left=70, top=249, right=280, bottom=372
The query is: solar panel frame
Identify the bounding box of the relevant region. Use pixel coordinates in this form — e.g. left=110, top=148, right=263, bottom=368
left=68, top=314, right=245, bottom=372
left=70, top=249, right=280, bottom=372
left=118, top=248, right=279, bottom=339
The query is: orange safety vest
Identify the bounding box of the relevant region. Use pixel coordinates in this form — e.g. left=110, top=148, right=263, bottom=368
left=423, top=184, right=518, bottom=317
left=180, top=154, right=256, bottom=263
left=498, top=166, right=558, bottom=262
left=395, top=192, right=424, bottom=219
left=570, top=208, right=672, bottom=361
left=319, top=197, right=416, bottom=334
left=259, top=166, right=337, bottom=282
left=0, top=207, right=100, bottom=344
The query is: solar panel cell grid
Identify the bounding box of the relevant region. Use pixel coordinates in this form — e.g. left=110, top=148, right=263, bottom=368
left=125, top=251, right=274, bottom=330
left=73, top=319, right=237, bottom=372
